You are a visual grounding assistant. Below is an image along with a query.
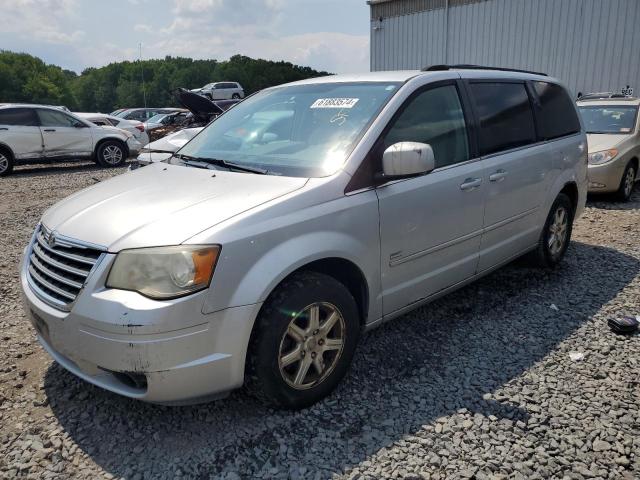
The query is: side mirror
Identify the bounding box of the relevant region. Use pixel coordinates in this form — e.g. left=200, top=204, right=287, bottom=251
left=381, top=142, right=435, bottom=179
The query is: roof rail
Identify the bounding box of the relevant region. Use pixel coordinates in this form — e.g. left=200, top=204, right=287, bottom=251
left=423, top=64, right=548, bottom=77
left=578, top=92, right=636, bottom=101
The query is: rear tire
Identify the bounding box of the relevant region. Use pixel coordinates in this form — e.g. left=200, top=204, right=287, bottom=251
left=0, top=148, right=14, bottom=177
left=530, top=193, right=574, bottom=268
left=615, top=162, right=636, bottom=202
left=232, top=93, right=241, bottom=99
left=96, top=140, right=126, bottom=167
left=245, top=271, right=360, bottom=409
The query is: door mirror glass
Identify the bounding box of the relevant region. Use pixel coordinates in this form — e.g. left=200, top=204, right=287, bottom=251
left=382, top=142, right=435, bottom=178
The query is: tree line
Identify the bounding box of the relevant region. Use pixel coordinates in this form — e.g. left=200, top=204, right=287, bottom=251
left=0, top=50, right=330, bottom=112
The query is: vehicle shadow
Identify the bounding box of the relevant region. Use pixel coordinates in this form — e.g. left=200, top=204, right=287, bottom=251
left=587, top=187, right=640, bottom=210
left=44, top=241, right=639, bottom=479
left=11, top=159, right=131, bottom=178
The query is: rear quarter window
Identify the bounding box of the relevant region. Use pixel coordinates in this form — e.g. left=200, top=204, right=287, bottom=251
left=533, top=82, right=581, bottom=140
left=470, top=82, right=537, bottom=156
left=0, top=108, right=38, bottom=126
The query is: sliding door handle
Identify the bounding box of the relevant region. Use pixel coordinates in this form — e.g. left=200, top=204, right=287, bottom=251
left=43, top=129, right=56, bottom=132
left=489, top=169, right=508, bottom=182
left=460, top=177, right=482, bottom=191
left=0, top=127, right=8, bottom=131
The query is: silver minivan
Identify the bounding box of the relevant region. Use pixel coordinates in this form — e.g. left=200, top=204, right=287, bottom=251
left=20, top=67, right=587, bottom=409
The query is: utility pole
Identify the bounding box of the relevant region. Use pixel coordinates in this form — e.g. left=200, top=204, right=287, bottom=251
left=139, top=43, right=147, bottom=108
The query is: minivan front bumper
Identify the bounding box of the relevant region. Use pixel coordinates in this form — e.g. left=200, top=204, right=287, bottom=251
left=20, top=248, right=261, bottom=405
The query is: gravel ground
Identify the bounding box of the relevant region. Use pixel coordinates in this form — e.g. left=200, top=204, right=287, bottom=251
left=1, top=160, right=639, bottom=480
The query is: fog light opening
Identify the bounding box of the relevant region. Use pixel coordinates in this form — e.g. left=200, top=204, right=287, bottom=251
left=100, top=368, right=148, bottom=391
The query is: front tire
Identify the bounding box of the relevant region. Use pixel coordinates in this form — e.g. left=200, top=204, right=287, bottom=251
left=245, top=271, right=360, bottom=409
left=531, top=193, right=574, bottom=268
left=0, top=148, right=14, bottom=177
left=96, top=140, right=126, bottom=167
left=616, top=162, right=636, bottom=202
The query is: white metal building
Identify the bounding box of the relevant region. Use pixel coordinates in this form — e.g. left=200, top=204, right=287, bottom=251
left=369, top=0, right=640, bottom=96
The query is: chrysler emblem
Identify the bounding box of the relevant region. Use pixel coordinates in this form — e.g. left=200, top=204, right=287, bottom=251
left=43, top=229, right=57, bottom=248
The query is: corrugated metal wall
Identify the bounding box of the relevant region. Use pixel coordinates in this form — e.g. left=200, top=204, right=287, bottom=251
left=370, top=0, right=640, bottom=96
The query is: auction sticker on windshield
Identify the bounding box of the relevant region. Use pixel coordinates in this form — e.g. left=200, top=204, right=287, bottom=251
left=311, top=98, right=359, bottom=109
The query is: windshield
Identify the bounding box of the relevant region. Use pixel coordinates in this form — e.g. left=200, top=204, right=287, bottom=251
left=147, top=113, right=168, bottom=124
left=578, top=105, right=638, bottom=134
left=177, top=82, right=400, bottom=177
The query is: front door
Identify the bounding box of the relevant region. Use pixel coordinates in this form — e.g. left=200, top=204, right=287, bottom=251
left=376, top=83, right=486, bottom=315
left=36, top=109, right=93, bottom=158
left=0, top=108, right=43, bottom=159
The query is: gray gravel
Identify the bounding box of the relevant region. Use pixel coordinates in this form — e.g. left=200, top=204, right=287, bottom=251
left=1, top=160, right=639, bottom=480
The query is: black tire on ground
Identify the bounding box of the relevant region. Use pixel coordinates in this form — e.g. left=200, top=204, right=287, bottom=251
left=530, top=193, right=574, bottom=268
left=0, top=147, right=14, bottom=177
left=232, top=93, right=241, bottom=99
left=245, top=271, right=361, bottom=409
left=96, top=140, right=126, bottom=167
left=615, top=162, right=636, bottom=202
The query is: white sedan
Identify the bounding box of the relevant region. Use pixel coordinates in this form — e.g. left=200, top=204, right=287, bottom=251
left=75, top=112, right=150, bottom=147
left=133, top=127, right=203, bottom=168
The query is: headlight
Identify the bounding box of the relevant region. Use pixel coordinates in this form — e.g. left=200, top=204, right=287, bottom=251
left=588, top=148, right=618, bottom=165
left=106, top=245, right=220, bottom=299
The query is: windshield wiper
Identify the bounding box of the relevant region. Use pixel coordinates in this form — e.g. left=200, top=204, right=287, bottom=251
left=175, top=153, right=269, bottom=174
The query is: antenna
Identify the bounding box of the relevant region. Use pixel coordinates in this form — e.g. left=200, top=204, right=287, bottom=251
left=139, top=42, right=147, bottom=109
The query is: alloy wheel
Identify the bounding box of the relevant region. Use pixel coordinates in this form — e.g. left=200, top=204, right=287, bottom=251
left=624, top=167, right=635, bottom=198
left=278, top=302, right=346, bottom=390
left=0, top=153, right=8, bottom=174
left=102, top=145, right=123, bottom=165
left=548, top=206, right=568, bottom=256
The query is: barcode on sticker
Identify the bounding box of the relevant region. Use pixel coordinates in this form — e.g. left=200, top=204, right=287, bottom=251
left=310, top=98, right=359, bottom=109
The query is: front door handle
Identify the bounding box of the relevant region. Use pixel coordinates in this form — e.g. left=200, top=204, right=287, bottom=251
left=460, top=177, right=482, bottom=191
left=489, top=169, right=508, bottom=182
left=43, top=129, right=56, bottom=132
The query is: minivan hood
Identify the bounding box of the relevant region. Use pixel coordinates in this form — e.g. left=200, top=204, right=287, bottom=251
left=41, top=163, right=308, bottom=251
left=586, top=133, right=627, bottom=152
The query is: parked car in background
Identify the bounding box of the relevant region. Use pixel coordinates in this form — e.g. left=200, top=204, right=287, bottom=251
left=19, top=67, right=586, bottom=409
left=0, top=104, right=141, bottom=175
left=134, top=127, right=203, bottom=167
left=143, top=110, right=189, bottom=142
left=191, top=81, right=244, bottom=100
left=133, top=90, right=240, bottom=167
left=75, top=112, right=150, bottom=146
left=109, top=108, right=129, bottom=116
left=114, top=108, right=182, bottom=122
left=577, top=94, right=640, bottom=201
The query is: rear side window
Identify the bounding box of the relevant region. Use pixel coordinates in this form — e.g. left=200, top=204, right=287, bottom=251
left=470, top=82, right=537, bottom=155
left=384, top=84, right=470, bottom=168
left=0, top=108, right=38, bottom=126
left=533, top=82, right=581, bottom=139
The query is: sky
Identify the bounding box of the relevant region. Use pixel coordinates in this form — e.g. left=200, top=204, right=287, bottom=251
left=0, top=0, right=371, bottom=74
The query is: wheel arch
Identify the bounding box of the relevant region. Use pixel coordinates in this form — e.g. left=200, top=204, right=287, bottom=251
left=284, top=257, right=369, bottom=327
left=559, top=181, right=579, bottom=215
left=0, top=142, right=15, bottom=160
left=94, top=136, right=129, bottom=159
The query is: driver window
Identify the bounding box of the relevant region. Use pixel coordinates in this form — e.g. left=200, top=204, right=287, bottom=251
left=384, top=85, right=469, bottom=168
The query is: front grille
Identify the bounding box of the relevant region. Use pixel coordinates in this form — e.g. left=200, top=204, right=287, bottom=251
left=26, top=225, right=104, bottom=310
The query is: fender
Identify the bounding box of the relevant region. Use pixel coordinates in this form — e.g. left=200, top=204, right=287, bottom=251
left=202, top=231, right=382, bottom=323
